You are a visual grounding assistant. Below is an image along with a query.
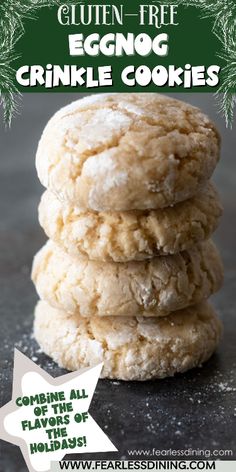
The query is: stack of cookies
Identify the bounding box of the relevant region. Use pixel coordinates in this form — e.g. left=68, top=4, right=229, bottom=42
left=32, top=93, right=223, bottom=381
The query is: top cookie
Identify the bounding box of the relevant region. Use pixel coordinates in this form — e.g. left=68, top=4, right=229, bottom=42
left=36, top=93, right=220, bottom=211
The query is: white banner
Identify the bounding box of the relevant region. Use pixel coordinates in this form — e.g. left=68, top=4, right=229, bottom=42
left=51, top=460, right=236, bottom=472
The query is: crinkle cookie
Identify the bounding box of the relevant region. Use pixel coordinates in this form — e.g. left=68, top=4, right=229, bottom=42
left=31, top=240, right=223, bottom=318
left=38, top=182, right=222, bottom=262
left=35, top=93, right=220, bottom=211
left=34, top=300, right=222, bottom=380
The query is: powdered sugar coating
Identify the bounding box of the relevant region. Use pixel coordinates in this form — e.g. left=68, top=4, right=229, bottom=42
left=34, top=301, right=222, bottom=380
left=38, top=182, right=222, bottom=261
left=31, top=239, right=223, bottom=318
left=35, top=93, right=220, bottom=211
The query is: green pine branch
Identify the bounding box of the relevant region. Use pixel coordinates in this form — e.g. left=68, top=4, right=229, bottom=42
left=164, top=0, right=236, bottom=127
left=0, top=0, right=67, bottom=127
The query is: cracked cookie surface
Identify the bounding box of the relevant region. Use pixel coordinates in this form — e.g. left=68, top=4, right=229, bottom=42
left=34, top=300, right=222, bottom=380
left=35, top=93, right=220, bottom=211
left=31, top=240, right=223, bottom=318
left=38, top=182, right=222, bottom=262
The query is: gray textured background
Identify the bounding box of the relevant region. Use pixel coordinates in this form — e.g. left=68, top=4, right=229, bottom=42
left=0, top=94, right=236, bottom=471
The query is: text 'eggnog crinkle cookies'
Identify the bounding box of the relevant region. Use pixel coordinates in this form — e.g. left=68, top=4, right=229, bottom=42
left=32, top=93, right=224, bottom=380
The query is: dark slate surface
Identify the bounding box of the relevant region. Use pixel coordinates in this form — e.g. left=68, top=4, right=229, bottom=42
left=0, top=94, right=235, bottom=472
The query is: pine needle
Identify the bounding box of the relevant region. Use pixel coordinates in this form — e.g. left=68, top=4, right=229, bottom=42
left=164, top=0, right=236, bottom=127
left=0, top=0, right=74, bottom=127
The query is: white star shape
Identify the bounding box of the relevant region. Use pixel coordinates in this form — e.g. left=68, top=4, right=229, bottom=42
left=0, top=350, right=117, bottom=472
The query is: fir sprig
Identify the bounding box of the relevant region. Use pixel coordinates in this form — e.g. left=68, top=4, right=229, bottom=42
left=164, top=0, right=236, bottom=127
left=0, top=0, right=64, bottom=126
